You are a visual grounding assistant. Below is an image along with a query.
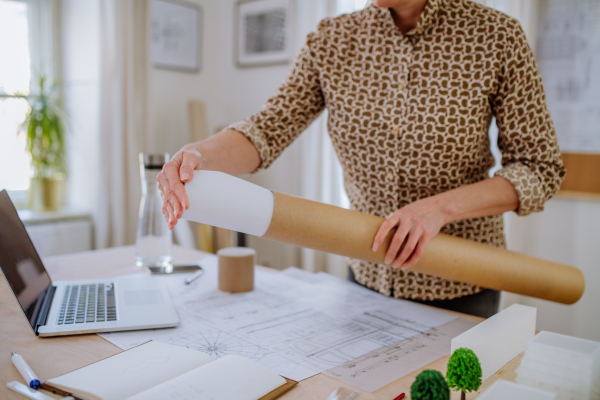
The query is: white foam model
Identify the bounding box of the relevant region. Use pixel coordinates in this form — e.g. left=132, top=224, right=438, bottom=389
left=182, top=171, right=275, bottom=237
left=451, top=304, right=536, bottom=382
left=516, top=331, right=600, bottom=400
left=478, top=380, right=557, bottom=400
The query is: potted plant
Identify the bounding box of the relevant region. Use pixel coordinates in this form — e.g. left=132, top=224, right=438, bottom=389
left=446, top=348, right=482, bottom=400
left=19, top=76, right=67, bottom=211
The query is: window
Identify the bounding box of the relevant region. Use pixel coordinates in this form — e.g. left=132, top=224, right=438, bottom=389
left=0, top=0, right=57, bottom=206
left=0, top=0, right=32, bottom=195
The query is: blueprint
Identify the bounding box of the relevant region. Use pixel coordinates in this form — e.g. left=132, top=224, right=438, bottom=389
left=101, top=261, right=478, bottom=391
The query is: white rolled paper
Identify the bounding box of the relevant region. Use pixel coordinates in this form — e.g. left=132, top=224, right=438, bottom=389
left=182, top=171, right=275, bottom=236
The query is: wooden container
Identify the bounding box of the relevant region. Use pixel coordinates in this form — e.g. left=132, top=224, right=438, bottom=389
left=217, top=247, right=255, bottom=293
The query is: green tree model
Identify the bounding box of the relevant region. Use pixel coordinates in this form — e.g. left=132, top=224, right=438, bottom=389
left=411, top=370, right=450, bottom=400
left=446, top=348, right=482, bottom=400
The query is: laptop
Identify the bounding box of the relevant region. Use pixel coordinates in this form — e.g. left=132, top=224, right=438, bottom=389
left=0, top=189, right=179, bottom=337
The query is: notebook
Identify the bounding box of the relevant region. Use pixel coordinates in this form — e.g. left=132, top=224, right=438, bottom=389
left=42, top=341, right=296, bottom=400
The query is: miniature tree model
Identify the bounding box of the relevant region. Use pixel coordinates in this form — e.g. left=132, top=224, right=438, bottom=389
left=446, top=348, right=482, bottom=400
left=410, top=369, right=450, bottom=400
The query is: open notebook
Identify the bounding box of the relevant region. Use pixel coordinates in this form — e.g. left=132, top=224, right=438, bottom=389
left=42, top=341, right=296, bottom=400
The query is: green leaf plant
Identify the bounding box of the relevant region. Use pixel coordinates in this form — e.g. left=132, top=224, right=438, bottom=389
left=18, top=75, right=67, bottom=178
left=411, top=369, right=450, bottom=400
left=446, top=348, right=482, bottom=400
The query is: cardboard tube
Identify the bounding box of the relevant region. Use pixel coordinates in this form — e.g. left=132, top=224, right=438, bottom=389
left=218, top=247, right=255, bottom=293
left=263, top=192, right=585, bottom=305
left=182, top=172, right=585, bottom=304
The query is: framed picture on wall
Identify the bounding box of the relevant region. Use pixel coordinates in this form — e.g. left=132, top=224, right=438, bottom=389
left=151, top=0, right=202, bottom=72
left=235, top=0, right=294, bottom=67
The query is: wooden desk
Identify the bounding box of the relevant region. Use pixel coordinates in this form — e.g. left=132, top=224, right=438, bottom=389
left=0, top=246, right=522, bottom=400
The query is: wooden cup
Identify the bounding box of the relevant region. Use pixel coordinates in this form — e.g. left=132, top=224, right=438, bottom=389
left=217, top=247, right=255, bottom=293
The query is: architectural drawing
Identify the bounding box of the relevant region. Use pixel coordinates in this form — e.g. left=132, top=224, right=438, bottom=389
left=325, top=318, right=479, bottom=392
left=163, top=329, right=268, bottom=360
left=101, top=261, right=475, bottom=391
left=177, top=270, right=466, bottom=379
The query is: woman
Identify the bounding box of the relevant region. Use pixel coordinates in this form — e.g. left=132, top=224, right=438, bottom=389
left=158, top=0, right=565, bottom=318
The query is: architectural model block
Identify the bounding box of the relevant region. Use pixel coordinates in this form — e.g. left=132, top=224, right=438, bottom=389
left=516, top=331, right=600, bottom=400
left=451, top=304, right=536, bottom=381
left=478, top=379, right=557, bottom=400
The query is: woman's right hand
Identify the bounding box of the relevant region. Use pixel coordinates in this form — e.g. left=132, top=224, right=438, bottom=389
left=157, top=145, right=202, bottom=230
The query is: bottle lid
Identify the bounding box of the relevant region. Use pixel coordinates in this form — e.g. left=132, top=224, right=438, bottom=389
left=140, top=153, right=169, bottom=169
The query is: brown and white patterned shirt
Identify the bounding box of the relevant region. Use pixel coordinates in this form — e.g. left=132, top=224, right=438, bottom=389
left=229, top=0, right=565, bottom=300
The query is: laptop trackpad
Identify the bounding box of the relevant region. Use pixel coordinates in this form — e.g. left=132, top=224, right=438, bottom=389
left=124, top=290, right=164, bottom=306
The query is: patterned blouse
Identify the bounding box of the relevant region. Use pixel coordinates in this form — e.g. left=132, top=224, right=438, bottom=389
left=229, top=0, right=565, bottom=300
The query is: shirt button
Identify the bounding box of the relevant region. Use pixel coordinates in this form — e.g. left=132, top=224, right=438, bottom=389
left=386, top=173, right=394, bottom=181
left=399, top=80, right=406, bottom=89
left=392, top=125, right=400, bottom=134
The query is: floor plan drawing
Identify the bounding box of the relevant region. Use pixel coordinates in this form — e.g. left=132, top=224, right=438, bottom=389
left=100, top=262, right=477, bottom=391
left=324, top=318, right=478, bottom=392
left=176, top=269, right=469, bottom=379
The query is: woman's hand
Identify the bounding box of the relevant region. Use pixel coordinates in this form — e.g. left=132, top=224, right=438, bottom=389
left=157, top=145, right=202, bottom=230
left=372, top=197, right=448, bottom=270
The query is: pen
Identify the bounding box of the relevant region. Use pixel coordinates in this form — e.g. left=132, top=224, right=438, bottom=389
left=393, top=393, right=405, bottom=400
left=184, top=268, right=204, bottom=284
left=7, top=381, right=74, bottom=400
left=11, top=352, right=40, bottom=389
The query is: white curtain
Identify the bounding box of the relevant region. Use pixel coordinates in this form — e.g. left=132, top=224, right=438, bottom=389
left=295, top=0, right=355, bottom=277
left=96, top=0, right=149, bottom=248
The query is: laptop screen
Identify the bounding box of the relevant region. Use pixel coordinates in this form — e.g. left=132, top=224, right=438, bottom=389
left=0, top=190, right=52, bottom=331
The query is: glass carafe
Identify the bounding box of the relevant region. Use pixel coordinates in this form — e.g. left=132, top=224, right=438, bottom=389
left=135, top=153, right=172, bottom=268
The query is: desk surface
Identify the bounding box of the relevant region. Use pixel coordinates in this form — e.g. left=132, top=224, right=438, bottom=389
left=0, top=246, right=522, bottom=400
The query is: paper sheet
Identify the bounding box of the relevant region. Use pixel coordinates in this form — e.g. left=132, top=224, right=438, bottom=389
left=47, top=341, right=215, bottom=400
left=102, top=261, right=476, bottom=391
left=182, top=171, right=274, bottom=236
left=129, top=355, right=286, bottom=400
left=101, top=255, right=318, bottom=382
left=324, top=318, right=478, bottom=392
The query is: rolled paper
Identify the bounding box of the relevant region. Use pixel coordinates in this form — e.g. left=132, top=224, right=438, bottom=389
left=217, top=247, right=255, bottom=293
left=183, top=170, right=274, bottom=236
left=183, top=171, right=585, bottom=304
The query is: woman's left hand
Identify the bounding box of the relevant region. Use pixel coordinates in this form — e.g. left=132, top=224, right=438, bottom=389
left=372, top=197, right=448, bottom=269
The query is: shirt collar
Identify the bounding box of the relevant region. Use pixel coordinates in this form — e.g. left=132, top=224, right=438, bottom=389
left=371, top=0, right=440, bottom=36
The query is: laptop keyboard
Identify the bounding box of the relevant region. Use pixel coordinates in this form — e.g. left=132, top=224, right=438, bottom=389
left=57, top=283, right=117, bottom=324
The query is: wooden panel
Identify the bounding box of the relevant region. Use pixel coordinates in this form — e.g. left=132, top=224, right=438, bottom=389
left=559, top=153, right=600, bottom=195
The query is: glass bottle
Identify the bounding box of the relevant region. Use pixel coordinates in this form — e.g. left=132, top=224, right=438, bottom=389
left=135, top=153, right=172, bottom=268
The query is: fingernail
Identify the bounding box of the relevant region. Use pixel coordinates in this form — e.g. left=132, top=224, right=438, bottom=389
left=385, top=258, right=391, bottom=265
left=372, top=243, right=379, bottom=252
left=181, top=173, right=189, bottom=180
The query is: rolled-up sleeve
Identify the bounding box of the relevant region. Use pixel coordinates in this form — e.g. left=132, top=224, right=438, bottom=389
left=492, top=20, right=566, bottom=216
left=227, top=27, right=327, bottom=171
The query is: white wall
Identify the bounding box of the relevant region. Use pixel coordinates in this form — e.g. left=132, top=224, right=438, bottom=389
left=501, top=197, right=600, bottom=341
left=147, top=0, right=220, bottom=156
